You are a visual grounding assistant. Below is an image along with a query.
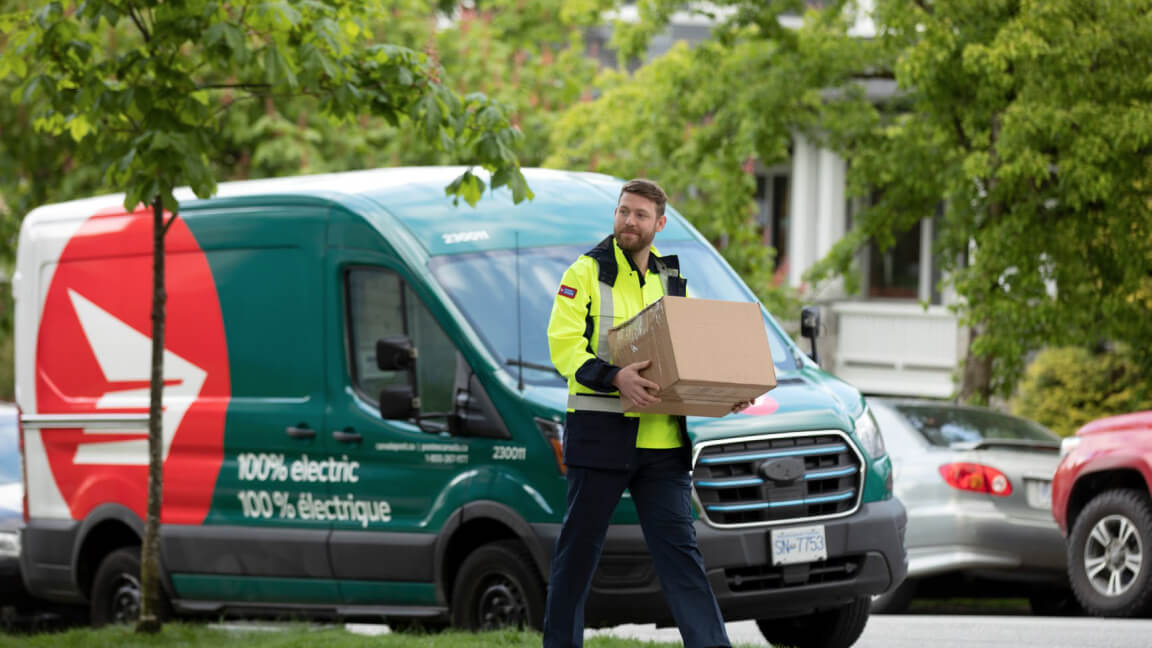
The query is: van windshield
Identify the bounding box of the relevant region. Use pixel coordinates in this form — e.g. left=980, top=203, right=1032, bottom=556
left=429, top=241, right=797, bottom=388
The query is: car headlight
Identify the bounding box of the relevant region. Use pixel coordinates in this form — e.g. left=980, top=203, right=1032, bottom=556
left=854, top=407, right=887, bottom=460
left=1059, top=436, right=1081, bottom=459
left=0, top=530, right=19, bottom=559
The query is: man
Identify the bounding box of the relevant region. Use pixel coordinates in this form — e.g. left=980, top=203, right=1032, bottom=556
left=543, top=179, right=746, bottom=648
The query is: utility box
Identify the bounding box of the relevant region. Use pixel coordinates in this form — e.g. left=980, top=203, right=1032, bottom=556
left=608, top=296, right=777, bottom=417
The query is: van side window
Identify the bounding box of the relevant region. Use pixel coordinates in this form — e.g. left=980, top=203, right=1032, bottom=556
left=346, top=268, right=454, bottom=414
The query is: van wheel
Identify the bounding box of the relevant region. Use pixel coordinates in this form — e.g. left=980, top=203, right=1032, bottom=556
left=757, top=597, right=870, bottom=648
left=1068, top=489, right=1152, bottom=617
left=450, top=540, right=544, bottom=631
left=90, top=546, right=171, bottom=627
left=90, top=547, right=143, bottom=626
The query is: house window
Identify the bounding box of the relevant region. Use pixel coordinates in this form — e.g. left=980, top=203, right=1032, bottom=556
left=867, top=221, right=921, bottom=299
left=754, top=171, right=791, bottom=273
left=863, top=216, right=940, bottom=303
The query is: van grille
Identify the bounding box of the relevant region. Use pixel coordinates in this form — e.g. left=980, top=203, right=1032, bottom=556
left=692, top=432, right=862, bottom=527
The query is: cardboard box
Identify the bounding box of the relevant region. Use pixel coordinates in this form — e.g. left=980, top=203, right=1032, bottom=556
left=608, top=296, right=777, bottom=417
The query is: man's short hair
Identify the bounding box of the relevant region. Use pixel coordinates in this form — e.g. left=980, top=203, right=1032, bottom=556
left=619, top=179, right=667, bottom=217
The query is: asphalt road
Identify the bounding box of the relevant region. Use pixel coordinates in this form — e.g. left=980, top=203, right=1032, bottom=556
left=585, top=615, right=1152, bottom=647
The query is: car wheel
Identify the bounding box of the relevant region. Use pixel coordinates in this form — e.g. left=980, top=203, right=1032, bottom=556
left=871, top=578, right=916, bottom=614
left=1067, top=489, right=1152, bottom=618
left=450, top=540, right=544, bottom=631
left=90, top=547, right=143, bottom=626
left=757, top=597, right=870, bottom=648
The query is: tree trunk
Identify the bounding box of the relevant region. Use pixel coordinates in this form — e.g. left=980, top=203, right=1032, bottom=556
left=136, top=195, right=167, bottom=634
left=958, top=324, right=993, bottom=404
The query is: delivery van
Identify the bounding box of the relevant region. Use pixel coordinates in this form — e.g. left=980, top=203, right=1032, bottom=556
left=14, top=167, right=905, bottom=646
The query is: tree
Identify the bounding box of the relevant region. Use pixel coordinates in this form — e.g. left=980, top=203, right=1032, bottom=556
left=0, top=0, right=529, bottom=632
left=810, top=0, right=1152, bottom=401
left=543, top=1, right=872, bottom=314
left=552, top=0, right=1152, bottom=402
left=215, top=1, right=605, bottom=180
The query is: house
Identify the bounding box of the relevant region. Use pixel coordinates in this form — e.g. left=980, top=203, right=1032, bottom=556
left=589, top=2, right=964, bottom=399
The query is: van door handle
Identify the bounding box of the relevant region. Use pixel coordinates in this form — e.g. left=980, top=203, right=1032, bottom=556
left=332, top=428, right=362, bottom=443
left=286, top=425, right=315, bottom=439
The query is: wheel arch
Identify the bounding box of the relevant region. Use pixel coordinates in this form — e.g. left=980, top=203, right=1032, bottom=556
left=1067, top=469, right=1150, bottom=533
left=72, top=504, right=143, bottom=599
left=435, top=501, right=549, bottom=606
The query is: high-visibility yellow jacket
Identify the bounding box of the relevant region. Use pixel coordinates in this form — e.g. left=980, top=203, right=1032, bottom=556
left=547, top=235, right=690, bottom=471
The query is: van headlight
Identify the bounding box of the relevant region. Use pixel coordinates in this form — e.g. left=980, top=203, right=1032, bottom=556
left=0, top=530, right=19, bottom=559
left=854, top=408, right=887, bottom=460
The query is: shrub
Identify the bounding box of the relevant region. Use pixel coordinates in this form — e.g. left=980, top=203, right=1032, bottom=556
left=1013, top=346, right=1152, bottom=437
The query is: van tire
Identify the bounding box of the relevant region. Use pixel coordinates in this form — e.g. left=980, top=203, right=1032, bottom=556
left=756, top=597, right=870, bottom=648
left=89, top=546, right=171, bottom=627
left=90, top=547, right=142, bottom=626
left=1067, top=489, right=1152, bottom=618
left=450, top=540, right=545, bottom=631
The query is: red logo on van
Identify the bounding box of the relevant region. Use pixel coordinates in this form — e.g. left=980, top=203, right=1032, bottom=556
left=35, top=208, right=230, bottom=524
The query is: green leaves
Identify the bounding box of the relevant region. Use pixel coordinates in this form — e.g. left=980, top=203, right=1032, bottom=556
left=445, top=170, right=485, bottom=206
left=842, top=0, right=1152, bottom=398
left=1, top=0, right=531, bottom=222
left=263, top=45, right=298, bottom=88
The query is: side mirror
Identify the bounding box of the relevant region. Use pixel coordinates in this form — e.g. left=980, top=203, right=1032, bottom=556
left=377, top=337, right=416, bottom=371
left=379, top=384, right=418, bottom=420
left=800, top=305, right=821, bottom=364
left=800, top=306, right=821, bottom=339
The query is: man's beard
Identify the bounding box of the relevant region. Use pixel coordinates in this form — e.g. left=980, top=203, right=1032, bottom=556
left=614, top=226, right=655, bottom=253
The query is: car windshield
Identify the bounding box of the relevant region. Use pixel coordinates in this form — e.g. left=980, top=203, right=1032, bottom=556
left=893, top=404, right=1059, bottom=446
left=0, top=416, right=18, bottom=484
left=429, top=240, right=797, bottom=388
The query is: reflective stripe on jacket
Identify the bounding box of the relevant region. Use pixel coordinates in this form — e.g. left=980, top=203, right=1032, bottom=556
left=546, top=235, right=690, bottom=470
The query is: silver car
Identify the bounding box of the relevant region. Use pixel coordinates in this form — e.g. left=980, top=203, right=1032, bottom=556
left=869, top=398, right=1073, bottom=613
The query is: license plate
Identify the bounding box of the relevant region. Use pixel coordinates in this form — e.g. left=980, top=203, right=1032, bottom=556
left=770, top=525, right=828, bottom=565
left=1026, top=479, right=1052, bottom=510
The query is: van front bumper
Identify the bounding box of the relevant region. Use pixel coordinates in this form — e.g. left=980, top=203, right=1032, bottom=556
left=534, top=497, right=907, bottom=627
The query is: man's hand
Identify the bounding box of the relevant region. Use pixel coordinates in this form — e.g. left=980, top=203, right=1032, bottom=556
left=731, top=400, right=753, bottom=414
left=613, top=360, right=661, bottom=407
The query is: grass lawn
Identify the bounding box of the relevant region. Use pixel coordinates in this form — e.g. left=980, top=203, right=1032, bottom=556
left=0, top=623, right=699, bottom=647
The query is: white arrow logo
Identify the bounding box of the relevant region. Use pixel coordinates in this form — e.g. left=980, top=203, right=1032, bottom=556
left=68, top=290, right=207, bottom=465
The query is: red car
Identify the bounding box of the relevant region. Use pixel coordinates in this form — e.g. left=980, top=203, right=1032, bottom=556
left=1051, top=411, right=1152, bottom=617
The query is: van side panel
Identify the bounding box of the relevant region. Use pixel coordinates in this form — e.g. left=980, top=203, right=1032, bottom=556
left=161, top=205, right=336, bottom=601
left=31, top=209, right=230, bottom=524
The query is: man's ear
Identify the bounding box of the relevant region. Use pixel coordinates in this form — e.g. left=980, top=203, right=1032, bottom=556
left=655, top=213, right=667, bottom=232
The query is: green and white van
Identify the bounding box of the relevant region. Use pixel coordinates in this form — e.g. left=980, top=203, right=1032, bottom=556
left=14, top=167, right=905, bottom=644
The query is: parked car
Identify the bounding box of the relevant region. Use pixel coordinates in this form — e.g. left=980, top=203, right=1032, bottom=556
left=0, top=403, right=25, bottom=609
left=1052, top=410, right=1152, bottom=617
left=869, top=399, right=1073, bottom=613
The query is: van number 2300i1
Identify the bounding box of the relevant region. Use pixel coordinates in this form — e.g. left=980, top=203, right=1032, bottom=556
left=493, top=445, right=527, bottom=461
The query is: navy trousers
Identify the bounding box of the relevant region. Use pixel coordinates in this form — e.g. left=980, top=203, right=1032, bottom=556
left=541, top=448, right=730, bottom=648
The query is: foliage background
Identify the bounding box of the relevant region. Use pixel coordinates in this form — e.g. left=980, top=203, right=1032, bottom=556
left=3, top=0, right=1151, bottom=420
left=1013, top=346, right=1152, bottom=437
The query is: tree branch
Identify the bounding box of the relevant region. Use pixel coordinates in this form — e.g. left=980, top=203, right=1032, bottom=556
left=160, top=212, right=179, bottom=236
left=950, top=111, right=971, bottom=151
left=126, top=4, right=151, bottom=42
left=197, top=82, right=273, bottom=90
